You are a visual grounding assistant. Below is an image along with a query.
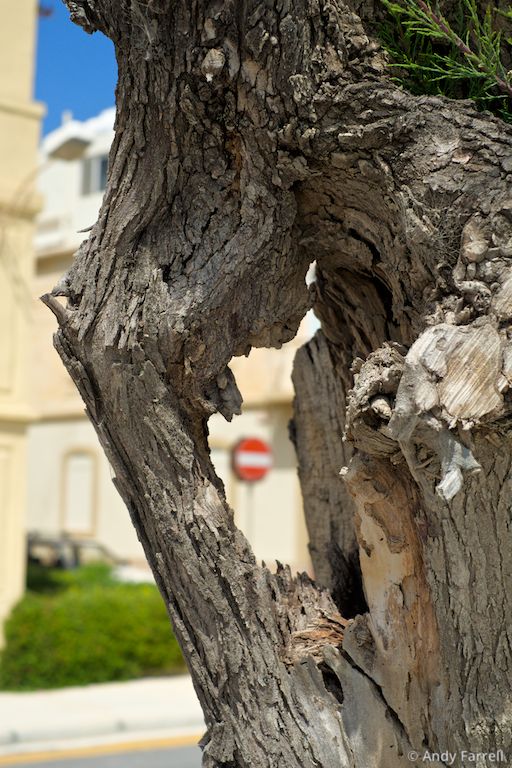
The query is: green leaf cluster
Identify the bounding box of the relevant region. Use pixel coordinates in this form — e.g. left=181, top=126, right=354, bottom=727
left=0, top=565, right=185, bottom=690
left=379, top=0, right=512, bottom=121
left=25, top=561, right=116, bottom=594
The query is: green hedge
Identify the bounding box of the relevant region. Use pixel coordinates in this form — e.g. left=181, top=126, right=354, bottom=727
left=25, top=561, right=115, bottom=594
left=0, top=566, right=185, bottom=691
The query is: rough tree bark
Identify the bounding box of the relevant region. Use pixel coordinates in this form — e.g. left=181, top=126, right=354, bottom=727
left=43, top=0, right=512, bottom=765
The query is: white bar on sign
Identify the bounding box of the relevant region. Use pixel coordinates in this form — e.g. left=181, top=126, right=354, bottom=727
left=236, top=452, right=272, bottom=468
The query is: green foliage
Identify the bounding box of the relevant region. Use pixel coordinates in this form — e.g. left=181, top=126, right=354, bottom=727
left=379, top=0, right=512, bottom=121
left=0, top=566, right=185, bottom=690
left=25, top=562, right=62, bottom=594
left=26, top=562, right=115, bottom=594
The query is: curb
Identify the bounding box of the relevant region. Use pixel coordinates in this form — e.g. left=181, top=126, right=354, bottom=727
left=0, top=728, right=204, bottom=761
left=0, top=718, right=205, bottom=750
left=0, top=676, right=204, bottom=757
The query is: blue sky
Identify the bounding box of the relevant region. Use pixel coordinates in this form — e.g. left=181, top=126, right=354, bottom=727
left=35, top=3, right=117, bottom=135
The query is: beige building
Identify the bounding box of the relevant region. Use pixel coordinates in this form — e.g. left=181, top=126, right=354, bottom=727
left=30, top=109, right=315, bottom=575
left=0, top=3, right=44, bottom=633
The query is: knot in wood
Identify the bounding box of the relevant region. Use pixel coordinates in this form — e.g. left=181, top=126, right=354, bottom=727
left=283, top=616, right=349, bottom=666
left=461, top=218, right=489, bottom=263
left=201, top=48, right=225, bottom=82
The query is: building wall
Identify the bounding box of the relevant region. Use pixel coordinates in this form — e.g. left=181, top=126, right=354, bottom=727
left=27, top=403, right=311, bottom=574
left=27, top=419, right=143, bottom=561
left=0, top=425, right=28, bottom=632
left=36, top=112, right=114, bottom=257
left=32, top=251, right=82, bottom=418
left=210, top=404, right=310, bottom=573
left=0, top=1, right=44, bottom=635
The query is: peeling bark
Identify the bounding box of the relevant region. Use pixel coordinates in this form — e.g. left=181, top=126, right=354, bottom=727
left=43, top=0, right=512, bottom=765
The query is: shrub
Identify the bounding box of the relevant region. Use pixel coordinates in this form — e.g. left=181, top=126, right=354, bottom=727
left=0, top=568, right=185, bottom=690
left=26, top=561, right=114, bottom=594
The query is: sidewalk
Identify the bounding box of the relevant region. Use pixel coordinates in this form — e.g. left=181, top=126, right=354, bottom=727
left=0, top=675, right=204, bottom=757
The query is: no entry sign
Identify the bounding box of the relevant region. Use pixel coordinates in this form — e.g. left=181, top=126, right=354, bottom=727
left=232, top=438, right=272, bottom=482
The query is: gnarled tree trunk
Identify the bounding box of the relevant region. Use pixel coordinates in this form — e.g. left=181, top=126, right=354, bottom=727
left=44, top=0, right=512, bottom=765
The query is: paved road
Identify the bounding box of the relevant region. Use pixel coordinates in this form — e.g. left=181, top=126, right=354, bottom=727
left=3, top=745, right=202, bottom=768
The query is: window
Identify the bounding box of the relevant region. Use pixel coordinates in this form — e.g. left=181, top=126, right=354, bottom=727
left=82, top=155, right=109, bottom=195
left=62, top=451, right=96, bottom=535
left=99, top=156, right=109, bottom=191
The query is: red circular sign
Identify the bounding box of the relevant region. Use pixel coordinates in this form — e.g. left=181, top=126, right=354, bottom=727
left=232, top=438, right=272, bottom=482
